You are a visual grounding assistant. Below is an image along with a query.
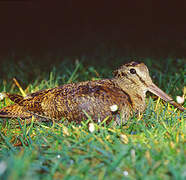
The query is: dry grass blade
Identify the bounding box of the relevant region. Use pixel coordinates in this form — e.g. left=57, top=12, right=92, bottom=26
left=13, top=78, right=26, bottom=97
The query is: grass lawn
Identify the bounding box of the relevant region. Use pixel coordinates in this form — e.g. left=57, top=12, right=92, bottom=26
left=0, top=52, right=185, bottom=180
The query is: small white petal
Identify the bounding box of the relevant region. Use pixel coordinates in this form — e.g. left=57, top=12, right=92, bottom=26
left=89, top=123, right=95, bottom=133
left=110, top=104, right=118, bottom=112
left=176, top=96, right=184, bottom=104
left=0, top=93, right=6, bottom=100
left=57, top=154, right=61, bottom=159
left=123, top=170, right=128, bottom=176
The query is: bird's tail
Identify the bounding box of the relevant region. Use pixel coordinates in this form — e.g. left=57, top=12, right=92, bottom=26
left=0, top=104, right=32, bottom=119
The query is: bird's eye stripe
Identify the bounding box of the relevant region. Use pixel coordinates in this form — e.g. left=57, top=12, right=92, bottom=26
left=135, top=73, right=148, bottom=86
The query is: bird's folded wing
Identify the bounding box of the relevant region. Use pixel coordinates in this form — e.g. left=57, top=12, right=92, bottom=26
left=0, top=80, right=133, bottom=121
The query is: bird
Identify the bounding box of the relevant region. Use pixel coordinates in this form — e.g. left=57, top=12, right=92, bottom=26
left=0, top=61, right=184, bottom=125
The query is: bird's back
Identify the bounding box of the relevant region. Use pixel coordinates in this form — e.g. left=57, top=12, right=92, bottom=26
left=0, top=79, right=133, bottom=124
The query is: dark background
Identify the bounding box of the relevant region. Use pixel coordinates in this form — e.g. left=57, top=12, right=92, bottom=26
left=0, top=1, right=186, bottom=59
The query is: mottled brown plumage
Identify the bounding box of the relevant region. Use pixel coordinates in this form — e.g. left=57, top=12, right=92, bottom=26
left=0, top=62, right=184, bottom=125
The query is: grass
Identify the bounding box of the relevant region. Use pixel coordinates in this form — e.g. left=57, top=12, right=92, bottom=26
left=0, top=53, right=185, bottom=180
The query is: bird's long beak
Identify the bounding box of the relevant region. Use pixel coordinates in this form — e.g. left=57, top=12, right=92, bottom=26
left=148, top=83, right=185, bottom=112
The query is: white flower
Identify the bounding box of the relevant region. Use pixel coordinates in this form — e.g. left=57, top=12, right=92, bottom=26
left=110, top=104, right=118, bottom=112
left=89, top=123, right=95, bottom=133
left=0, top=93, right=6, bottom=100
left=123, top=170, right=128, bottom=176
left=176, top=96, right=184, bottom=104
left=57, top=154, right=61, bottom=159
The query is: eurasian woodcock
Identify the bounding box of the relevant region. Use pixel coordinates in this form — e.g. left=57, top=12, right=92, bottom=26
left=0, top=61, right=184, bottom=125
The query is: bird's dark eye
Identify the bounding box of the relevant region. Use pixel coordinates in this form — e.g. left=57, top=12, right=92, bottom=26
left=130, top=68, right=136, bottom=74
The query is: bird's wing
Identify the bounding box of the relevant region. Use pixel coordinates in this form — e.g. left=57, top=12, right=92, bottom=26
left=58, top=83, right=133, bottom=123
left=2, top=80, right=133, bottom=122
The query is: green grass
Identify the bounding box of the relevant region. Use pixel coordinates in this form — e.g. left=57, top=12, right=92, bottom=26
left=0, top=54, right=185, bottom=180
